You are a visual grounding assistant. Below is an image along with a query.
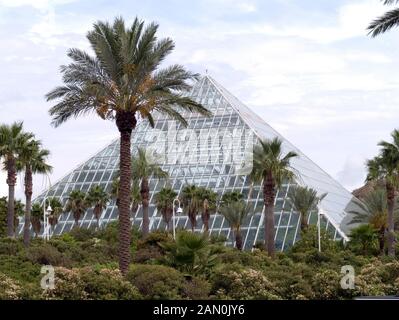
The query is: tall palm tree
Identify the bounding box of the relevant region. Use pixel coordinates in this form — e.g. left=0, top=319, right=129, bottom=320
left=197, top=187, right=218, bottom=234
left=366, top=129, right=399, bottom=256
left=288, top=186, right=326, bottom=233
left=219, top=199, right=250, bottom=250
left=155, top=187, right=177, bottom=231
left=30, top=203, right=42, bottom=237
left=47, top=198, right=63, bottom=230
left=348, top=188, right=396, bottom=254
left=250, top=138, right=298, bottom=257
left=132, top=147, right=168, bottom=237
left=65, top=190, right=87, bottom=228
left=0, top=122, right=33, bottom=237
left=45, top=17, right=211, bottom=274
left=18, top=139, right=52, bottom=246
left=86, top=185, right=110, bottom=229
left=368, top=0, right=399, bottom=37
left=181, top=184, right=201, bottom=232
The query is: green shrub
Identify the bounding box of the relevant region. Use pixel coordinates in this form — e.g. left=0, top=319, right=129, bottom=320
left=44, top=267, right=142, bottom=300
left=0, top=255, right=41, bottom=284
left=182, top=277, right=211, bottom=300
left=126, top=264, right=185, bottom=299
left=25, top=243, right=70, bottom=267
left=211, top=268, right=280, bottom=300
left=68, top=227, right=97, bottom=242
left=0, top=238, right=23, bottom=255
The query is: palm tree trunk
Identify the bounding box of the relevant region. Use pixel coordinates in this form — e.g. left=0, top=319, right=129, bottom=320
left=202, top=200, right=209, bottom=235
left=141, top=178, right=150, bottom=237
left=6, top=157, right=16, bottom=237
left=116, top=111, right=135, bottom=276
left=300, top=212, right=308, bottom=232
left=23, top=165, right=33, bottom=247
left=235, top=229, right=243, bottom=250
left=263, top=172, right=276, bottom=257
left=386, top=183, right=396, bottom=257
left=378, top=227, right=385, bottom=255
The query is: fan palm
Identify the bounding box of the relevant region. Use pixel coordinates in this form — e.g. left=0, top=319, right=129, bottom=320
left=181, top=185, right=201, bottom=232
left=349, top=224, right=378, bottom=256
left=65, top=190, right=87, bottom=228
left=45, top=16, right=211, bottom=275
left=220, top=191, right=243, bottom=205
left=132, top=147, right=168, bottom=236
left=348, top=188, right=396, bottom=254
left=47, top=198, right=63, bottom=230
left=368, top=0, right=399, bottom=37
left=31, top=203, right=43, bottom=237
left=13, top=200, right=25, bottom=233
left=155, top=187, right=177, bottom=231
left=366, top=129, right=399, bottom=256
left=0, top=122, right=33, bottom=237
left=196, top=187, right=218, bottom=234
left=18, top=139, right=52, bottom=246
left=219, top=199, right=251, bottom=250
left=288, top=186, right=326, bottom=233
left=86, top=185, right=110, bottom=229
left=250, top=138, right=298, bottom=257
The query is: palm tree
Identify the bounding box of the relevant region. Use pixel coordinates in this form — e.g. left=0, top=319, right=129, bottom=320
left=0, top=197, right=7, bottom=236
left=47, top=198, right=63, bottom=230
left=45, top=17, right=211, bottom=275
left=348, top=188, right=395, bottom=254
left=0, top=122, right=33, bottom=237
left=181, top=185, right=201, bottom=232
left=219, top=199, right=250, bottom=250
left=65, top=190, right=87, bottom=228
left=155, top=187, right=177, bottom=231
left=18, top=139, right=52, bottom=246
left=31, top=203, right=42, bottom=237
left=132, top=147, right=168, bottom=237
left=220, top=191, right=243, bottom=205
left=366, top=130, right=399, bottom=256
left=250, top=138, right=298, bottom=257
left=86, top=185, right=110, bottom=229
left=288, top=186, right=326, bottom=233
left=349, top=224, right=378, bottom=256
left=197, top=187, right=218, bottom=234
left=368, top=0, right=399, bottom=37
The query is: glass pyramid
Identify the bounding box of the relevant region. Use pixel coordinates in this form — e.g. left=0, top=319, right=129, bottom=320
left=22, top=75, right=358, bottom=250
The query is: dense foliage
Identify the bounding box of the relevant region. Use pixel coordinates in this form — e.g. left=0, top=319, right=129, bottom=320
left=0, top=223, right=398, bottom=300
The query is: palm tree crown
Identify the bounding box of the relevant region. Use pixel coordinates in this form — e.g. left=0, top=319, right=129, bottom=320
left=155, top=187, right=177, bottom=230
left=288, top=186, right=326, bottom=232
left=65, top=190, right=87, bottom=227
left=368, top=0, right=399, bottom=37
left=86, top=185, right=110, bottom=228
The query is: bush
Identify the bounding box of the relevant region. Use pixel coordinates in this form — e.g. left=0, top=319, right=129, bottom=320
left=44, top=267, right=142, bottom=300
left=68, top=227, right=97, bottom=242
left=126, top=264, right=185, bottom=299
left=182, top=277, right=211, bottom=300
left=311, top=269, right=343, bottom=300
left=25, top=243, right=70, bottom=267
left=211, top=268, right=280, bottom=300
left=0, top=238, right=23, bottom=255
left=0, top=273, right=21, bottom=300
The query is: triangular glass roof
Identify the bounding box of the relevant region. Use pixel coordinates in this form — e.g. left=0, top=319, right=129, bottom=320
left=23, top=75, right=358, bottom=248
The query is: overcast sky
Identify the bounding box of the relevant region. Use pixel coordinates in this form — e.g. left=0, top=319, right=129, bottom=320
left=0, top=0, right=398, bottom=199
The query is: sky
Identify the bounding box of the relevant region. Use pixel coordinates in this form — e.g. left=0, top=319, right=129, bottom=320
left=0, top=0, right=398, bottom=199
